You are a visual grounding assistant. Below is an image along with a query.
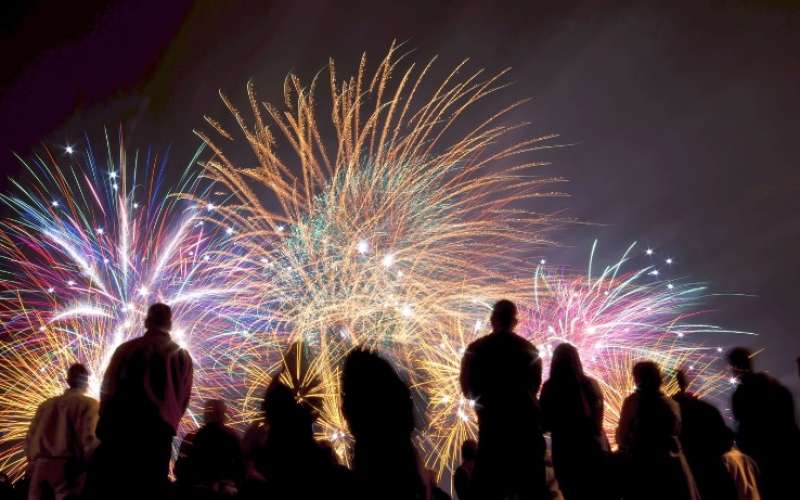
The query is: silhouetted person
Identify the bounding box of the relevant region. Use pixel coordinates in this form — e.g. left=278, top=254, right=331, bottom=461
left=727, top=347, right=800, bottom=499
left=616, top=361, right=700, bottom=500
left=86, top=303, right=193, bottom=499
left=243, top=374, right=351, bottom=499
left=343, top=348, right=443, bottom=500
left=540, top=343, right=610, bottom=500
left=454, top=440, right=477, bottom=500
left=175, top=399, right=243, bottom=498
left=25, top=363, right=98, bottom=500
left=460, top=299, right=547, bottom=500
left=672, top=369, right=739, bottom=500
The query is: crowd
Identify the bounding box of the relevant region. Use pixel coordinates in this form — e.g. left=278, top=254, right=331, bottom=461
left=8, top=300, right=800, bottom=499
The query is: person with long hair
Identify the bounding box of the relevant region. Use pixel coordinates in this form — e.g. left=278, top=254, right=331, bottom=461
left=616, top=361, right=699, bottom=500
left=540, top=343, right=610, bottom=500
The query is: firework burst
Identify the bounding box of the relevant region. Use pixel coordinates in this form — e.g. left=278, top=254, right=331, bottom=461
left=413, top=241, right=752, bottom=483
left=0, top=135, right=252, bottom=479
left=195, top=43, right=562, bottom=426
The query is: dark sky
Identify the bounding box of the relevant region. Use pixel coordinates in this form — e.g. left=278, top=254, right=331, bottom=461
left=2, top=0, right=799, bottom=394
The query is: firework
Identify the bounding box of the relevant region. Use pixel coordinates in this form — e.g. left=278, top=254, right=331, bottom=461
left=0, top=44, right=753, bottom=495
left=414, top=241, right=752, bottom=482
left=195, top=42, right=562, bottom=434
left=0, top=135, right=254, bottom=479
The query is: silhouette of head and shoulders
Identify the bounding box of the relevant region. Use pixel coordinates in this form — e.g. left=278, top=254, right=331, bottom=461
left=176, top=399, right=243, bottom=489
left=248, top=344, right=351, bottom=499
left=727, top=346, right=798, bottom=438
left=540, top=343, right=605, bottom=438
left=97, top=303, right=192, bottom=440
left=617, top=361, right=681, bottom=456
left=460, top=299, right=542, bottom=415
left=342, top=347, right=436, bottom=500
left=26, top=363, right=98, bottom=460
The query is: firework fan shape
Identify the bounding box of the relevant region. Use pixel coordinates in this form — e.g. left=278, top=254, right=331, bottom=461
left=0, top=135, right=256, bottom=479
left=195, top=42, right=563, bottom=425
left=413, top=241, right=753, bottom=482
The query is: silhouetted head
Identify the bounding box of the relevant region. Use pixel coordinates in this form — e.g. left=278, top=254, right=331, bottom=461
left=633, top=360, right=662, bottom=393
left=490, top=299, right=518, bottom=333
left=263, top=375, right=315, bottom=434
left=461, top=439, right=477, bottom=462
left=341, top=348, right=415, bottom=441
left=204, top=399, right=227, bottom=425
left=676, top=369, right=689, bottom=392
left=550, top=343, right=584, bottom=381
left=67, top=363, right=90, bottom=391
left=145, top=303, right=172, bottom=332
left=727, top=347, right=753, bottom=375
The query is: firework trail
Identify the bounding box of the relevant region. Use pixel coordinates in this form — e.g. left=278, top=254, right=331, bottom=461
left=413, top=242, right=753, bottom=481
left=0, top=135, right=255, bottom=479
left=195, top=42, right=563, bottom=430
left=0, top=44, right=754, bottom=493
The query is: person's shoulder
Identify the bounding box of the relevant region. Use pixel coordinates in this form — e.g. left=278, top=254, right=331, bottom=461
left=584, top=375, right=602, bottom=393
left=222, top=424, right=241, bottom=441
left=72, top=391, right=99, bottom=409
left=621, top=391, right=640, bottom=408
left=37, top=395, right=59, bottom=411
left=466, top=334, right=491, bottom=353
left=509, top=332, right=537, bottom=351
left=113, top=335, right=147, bottom=354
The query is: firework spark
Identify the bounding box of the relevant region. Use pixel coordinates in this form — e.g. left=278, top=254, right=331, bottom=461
left=413, top=241, right=752, bottom=482
left=195, top=43, right=562, bottom=439
left=0, top=136, right=253, bottom=479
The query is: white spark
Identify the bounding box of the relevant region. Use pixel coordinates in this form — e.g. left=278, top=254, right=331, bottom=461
left=357, top=240, right=369, bottom=254
left=382, top=253, right=395, bottom=267
left=50, top=305, right=111, bottom=322
left=646, top=248, right=654, bottom=256
left=65, top=146, right=74, bottom=154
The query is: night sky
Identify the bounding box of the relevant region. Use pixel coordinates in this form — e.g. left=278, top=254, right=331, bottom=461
left=2, top=0, right=799, bottom=398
